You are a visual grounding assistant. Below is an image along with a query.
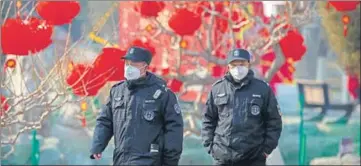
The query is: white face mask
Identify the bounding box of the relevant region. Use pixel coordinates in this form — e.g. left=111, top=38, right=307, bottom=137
left=229, top=66, right=248, bottom=81
left=124, top=65, right=145, bottom=80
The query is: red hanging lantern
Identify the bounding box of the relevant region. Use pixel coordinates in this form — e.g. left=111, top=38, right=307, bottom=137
left=347, top=75, right=360, bottom=99
left=167, top=79, right=183, bottom=93
left=0, top=95, right=10, bottom=116
left=92, top=48, right=126, bottom=81
left=66, top=64, right=109, bottom=97
left=1, top=17, right=53, bottom=55
left=168, top=9, right=201, bottom=36
left=36, top=1, right=80, bottom=25
left=279, top=30, right=307, bottom=62
left=130, top=39, right=156, bottom=56
left=212, top=65, right=225, bottom=78
left=135, top=1, right=165, bottom=17
left=329, top=1, right=360, bottom=12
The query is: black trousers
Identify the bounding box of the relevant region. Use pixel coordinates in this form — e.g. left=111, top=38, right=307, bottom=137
left=214, top=155, right=266, bottom=166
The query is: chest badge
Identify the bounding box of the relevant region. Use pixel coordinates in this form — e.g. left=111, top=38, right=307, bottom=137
left=144, top=111, right=155, bottom=121
left=251, top=105, right=260, bottom=115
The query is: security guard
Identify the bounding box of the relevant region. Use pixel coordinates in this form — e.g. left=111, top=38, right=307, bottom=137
left=201, top=48, right=282, bottom=166
left=90, top=46, right=184, bottom=165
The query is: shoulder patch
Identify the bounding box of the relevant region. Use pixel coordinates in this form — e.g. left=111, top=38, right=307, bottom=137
left=174, top=104, right=181, bottom=114
left=262, top=80, right=269, bottom=86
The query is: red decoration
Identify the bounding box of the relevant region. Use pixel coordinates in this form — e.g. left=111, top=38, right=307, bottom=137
left=161, top=68, right=170, bottom=76
left=167, top=79, right=183, bottom=93
left=81, top=116, right=86, bottom=127
left=258, top=27, right=270, bottom=39
left=66, top=64, right=109, bottom=97
left=212, top=65, right=225, bottom=77
left=213, top=49, right=226, bottom=60
left=1, top=17, right=53, bottom=55
left=329, top=1, right=360, bottom=12
left=130, top=39, right=156, bottom=56
left=342, top=15, right=350, bottom=36
left=251, top=2, right=265, bottom=17
left=260, top=51, right=276, bottom=75
left=279, top=30, right=307, bottom=62
left=135, top=1, right=165, bottom=17
left=269, top=62, right=296, bottom=93
left=36, top=1, right=80, bottom=25
left=5, top=59, right=16, bottom=69
left=347, top=75, right=360, bottom=99
left=179, top=90, right=208, bottom=104
left=92, top=48, right=126, bottom=81
left=215, top=16, right=228, bottom=33
left=168, top=9, right=202, bottom=36
left=326, top=2, right=331, bottom=10
left=196, top=1, right=224, bottom=17
left=0, top=95, right=10, bottom=116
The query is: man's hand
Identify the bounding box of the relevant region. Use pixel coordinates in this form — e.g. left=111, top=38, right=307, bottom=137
left=91, top=153, right=102, bottom=160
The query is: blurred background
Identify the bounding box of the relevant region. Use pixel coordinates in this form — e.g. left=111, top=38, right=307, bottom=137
left=0, top=1, right=360, bottom=165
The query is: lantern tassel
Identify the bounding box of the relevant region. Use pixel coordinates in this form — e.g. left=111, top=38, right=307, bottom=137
left=342, top=14, right=350, bottom=37
left=81, top=116, right=86, bottom=127
left=326, top=2, right=330, bottom=10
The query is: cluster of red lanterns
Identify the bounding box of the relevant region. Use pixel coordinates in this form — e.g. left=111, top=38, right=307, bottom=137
left=66, top=48, right=126, bottom=97
left=1, top=1, right=80, bottom=56
left=260, top=29, right=307, bottom=93
left=66, top=39, right=157, bottom=97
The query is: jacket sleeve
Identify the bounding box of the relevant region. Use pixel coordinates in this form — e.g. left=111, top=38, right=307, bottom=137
left=263, top=87, right=283, bottom=154
left=201, top=91, right=218, bottom=154
left=162, top=90, right=184, bottom=166
left=90, top=89, right=114, bottom=158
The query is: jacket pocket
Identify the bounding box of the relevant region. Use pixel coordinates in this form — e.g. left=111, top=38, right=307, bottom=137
left=214, top=94, right=229, bottom=118
left=113, top=97, right=125, bottom=121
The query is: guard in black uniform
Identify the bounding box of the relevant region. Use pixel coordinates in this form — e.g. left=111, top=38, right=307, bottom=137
left=90, top=46, right=184, bottom=166
left=201, top=48, right=282, bottom=166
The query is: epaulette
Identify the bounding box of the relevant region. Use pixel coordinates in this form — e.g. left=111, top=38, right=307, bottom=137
left=261, top=80, right=270, bottom=86
left=111, top=80, right=125, bottom=89
left=212, top=78, right=224, bottom=87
